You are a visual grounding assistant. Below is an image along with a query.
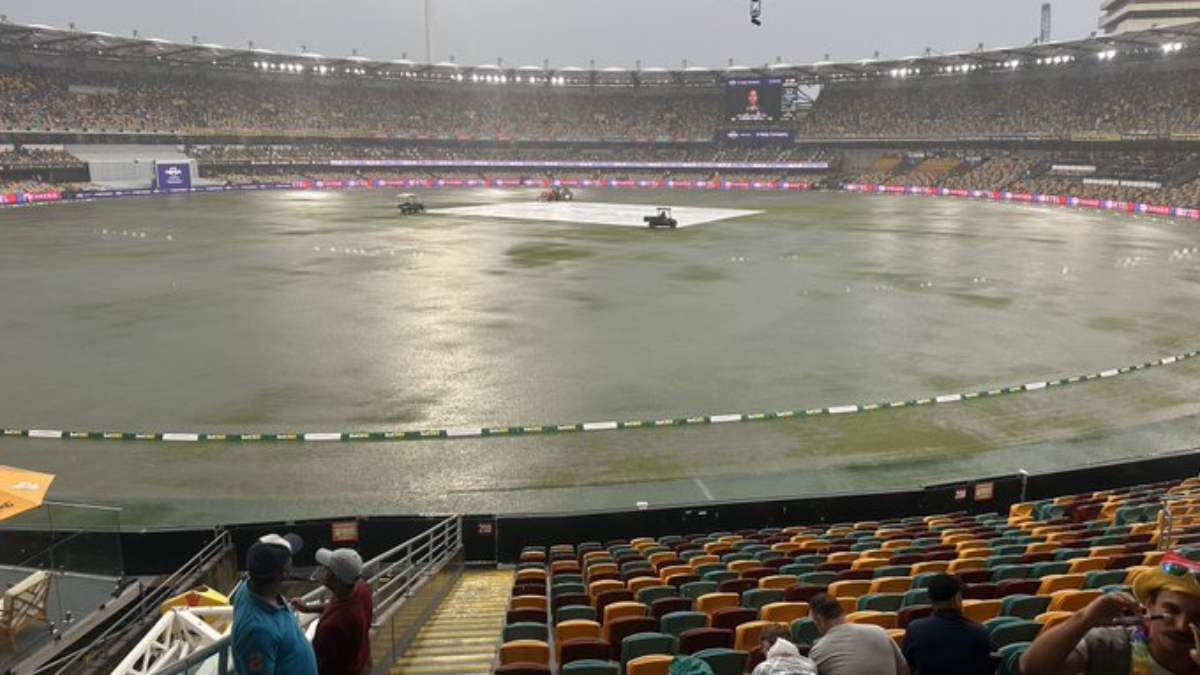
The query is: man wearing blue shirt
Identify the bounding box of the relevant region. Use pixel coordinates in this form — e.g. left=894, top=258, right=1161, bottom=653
left=902, top=574, right=992, bottom=675
left=232, top=533, right=318, bottom=675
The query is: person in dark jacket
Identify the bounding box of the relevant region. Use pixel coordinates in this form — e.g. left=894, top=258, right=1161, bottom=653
left=902, top=573, right=991, bottom=675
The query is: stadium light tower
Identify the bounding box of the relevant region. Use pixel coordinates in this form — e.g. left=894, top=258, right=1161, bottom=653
left=1041, top=3, right=1052, bottom=43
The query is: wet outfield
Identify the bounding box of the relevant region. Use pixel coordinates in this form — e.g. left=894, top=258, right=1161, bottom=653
left=1, top=188, right=1199, bottom=525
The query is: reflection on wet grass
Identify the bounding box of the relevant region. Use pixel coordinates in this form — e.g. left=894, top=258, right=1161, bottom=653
left=668, top=265, right=728, bottom=283
left=505, top=242, right=594, bottom=268
left=948, top=292, right=1015, bottom=309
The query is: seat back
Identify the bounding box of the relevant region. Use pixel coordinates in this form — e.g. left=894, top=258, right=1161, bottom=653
left=660, top=610, right=708, bottom=637
left=990, top=620, right=1043, bottom=650
left=693, top=647, right=750, bottom=675
left=499, top=639, right=550, bottom=666
left=502, top=622, right=548, bottom=643
left=559, top=638, right=612, bottom=666
left=678, top=627, right=733, bottom=654
left=621, top=632, right=678, bottom=667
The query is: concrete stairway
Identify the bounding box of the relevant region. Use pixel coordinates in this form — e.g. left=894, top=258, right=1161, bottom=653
left=389, top=569, right=514, bottom=675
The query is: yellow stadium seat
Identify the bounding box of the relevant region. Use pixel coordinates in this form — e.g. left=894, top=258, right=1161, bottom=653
left=851, top=558, right=889, bottom=571
left=555, top=619, right=602, bottom=651
left=958, top=547, right=993, bottom=560
left=761, top=602, right=808, bottom=624
left=630, top=537, right=656, bottom=547
left=586, top=563, right=619, bottom=581
left=510, top=595, right=547, bottom=612
left=588, top=579, right=626, bottom=603
left=626, top=654, right=674, bottom=675
left=846, top=610, right=898, bottom=629
left=603, top=601, right=648, bottom=625
left=1143, top=551, right=1165, bottom=566
left=1048, top=589, right=1103, bottom=613
left=948, top=558, right=987, bottom=574
left=627, top=577, right=661, bottom=596
left=771, top=543, right=801, bottom=554
left=659, top=565, right=692, bottom=583
left=688, top=555, right=720, bottom=569
left=827, top=552, right=859, bottom=565
left=882, top=539, right=913, bottom=551
left=887, top=628, right=906, bottom=647
left=1067, top=558, right=1108, bottom=575
left=697, top=592, right=740, bottom=616
left=828, top=580, right=872, bottom=599
left=869, top=577, right=913, bottom=594
left=728, top=560, right=759, bottom=574
left=500, top=640, right=550, bottom=666
left=583, top=551, right=613, bottom=565
left=961, top=600, right=1002, bottom=623
left=647, top=552, right=678, bottom=569
left=1025, top=542, right=1060, bottom=555
left=516, top=568, right=547, bottom=584
left=1037, top=574, right=1087, bottom=595
left=837, top=597, right=858, bottom=614
left=735, top=620, right=782, bottom=651
left=759, top=575, right=799, bottom=590
left=1035, top=611, right=1073, bottom=632
left=911, top=561, right=950, bottom=575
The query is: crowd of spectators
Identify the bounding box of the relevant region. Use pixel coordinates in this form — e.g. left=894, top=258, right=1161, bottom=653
left=801, top=63, right=1200, bottom=138
left=0, top=68, right=718, bottom=140
left=0, top=146, right=83, bottom=169
left=186, top=143, right=827, bottom=164
left=849, top=150, right=1200, bottom=208
left=4, top=56, right=1200, bottom=140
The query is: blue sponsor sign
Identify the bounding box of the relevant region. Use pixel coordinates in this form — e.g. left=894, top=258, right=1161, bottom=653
left=155, top=162, right=192, bottom=191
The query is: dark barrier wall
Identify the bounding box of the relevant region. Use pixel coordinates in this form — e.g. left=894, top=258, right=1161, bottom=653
left=3, top=448, right=1197, bottom=572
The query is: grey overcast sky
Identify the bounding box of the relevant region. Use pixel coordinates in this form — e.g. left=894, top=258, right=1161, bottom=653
left=3, top=1, right=1098, bottom=67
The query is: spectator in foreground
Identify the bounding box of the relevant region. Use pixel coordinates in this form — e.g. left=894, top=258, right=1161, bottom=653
left=291, top=547, right=373, bottom=675
left=752, top=623, right=818, bottom=674
left=232, top=533, right=317, bottom=675
left=1021, top=552, right=1200, bottom=675
left=901, top=574, right=991, bottom=675
left=808, top=593, right=909, bottom=675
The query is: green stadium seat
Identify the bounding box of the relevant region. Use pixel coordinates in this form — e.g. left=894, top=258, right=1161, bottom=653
left=693, top=647, right=749, bottom=675
left=990, top=620, right=1043, bottom=650
left=503, top=622, right=548, bottom=642
left=742, top=589, right=784, bottom=611
left=621, top=632, right=678, bottom=667
left=660, top=611, right=708, bottom=638
left=560, top=659, right=619, bottom=675
left=790, top=618, right=820, bottom=646
left=1001, top=594, right=1051, bottom=620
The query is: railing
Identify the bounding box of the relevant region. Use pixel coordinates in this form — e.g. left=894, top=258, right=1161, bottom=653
left=30, top=530, right=233, bottom=675
left=152, top=515, right=463, bottom=675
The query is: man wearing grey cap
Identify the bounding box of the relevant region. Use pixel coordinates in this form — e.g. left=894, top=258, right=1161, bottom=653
left=232, top=533, right=317, bottom=675
left=292, top=548, right=373, bottom=675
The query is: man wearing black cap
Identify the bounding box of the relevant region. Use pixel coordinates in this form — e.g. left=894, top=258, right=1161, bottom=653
left=232, top=533, right=317, bottom=675
left=901, top=574, right=991, bottom=675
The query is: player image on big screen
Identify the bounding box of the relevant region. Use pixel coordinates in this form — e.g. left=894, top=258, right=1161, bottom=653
left=725, top=78, right=783, bottom=122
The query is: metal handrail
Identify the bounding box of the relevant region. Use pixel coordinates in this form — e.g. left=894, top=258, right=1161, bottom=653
left=33, top=529, right=232, bottom=674
left=153, top=515, right=462, bottom=675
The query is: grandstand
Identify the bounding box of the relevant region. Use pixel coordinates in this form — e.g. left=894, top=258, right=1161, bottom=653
left=6, top=9, right=1200, bottom=675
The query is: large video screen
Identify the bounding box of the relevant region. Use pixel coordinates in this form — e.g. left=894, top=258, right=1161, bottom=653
left=725, top=78, right=783, bottom=123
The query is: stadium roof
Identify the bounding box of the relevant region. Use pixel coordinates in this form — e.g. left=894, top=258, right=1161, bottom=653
left=0, top=19, right=1197, bottom=87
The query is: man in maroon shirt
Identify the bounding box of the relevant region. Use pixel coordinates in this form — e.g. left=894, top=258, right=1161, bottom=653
left=292, top=548, right=373, bottom=675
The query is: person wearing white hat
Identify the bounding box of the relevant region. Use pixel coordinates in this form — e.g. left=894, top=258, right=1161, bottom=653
left=291, top=548, right=373, bottom=675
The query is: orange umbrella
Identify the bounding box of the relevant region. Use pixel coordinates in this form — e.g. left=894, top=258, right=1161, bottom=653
left=0, top=464, right=55, bottom=522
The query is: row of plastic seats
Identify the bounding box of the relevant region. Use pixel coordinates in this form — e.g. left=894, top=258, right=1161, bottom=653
left=496, top=647, right=748, bottom=675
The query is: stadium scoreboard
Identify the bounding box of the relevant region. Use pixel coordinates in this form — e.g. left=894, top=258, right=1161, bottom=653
left=725, top=77, right=805, bottom=122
